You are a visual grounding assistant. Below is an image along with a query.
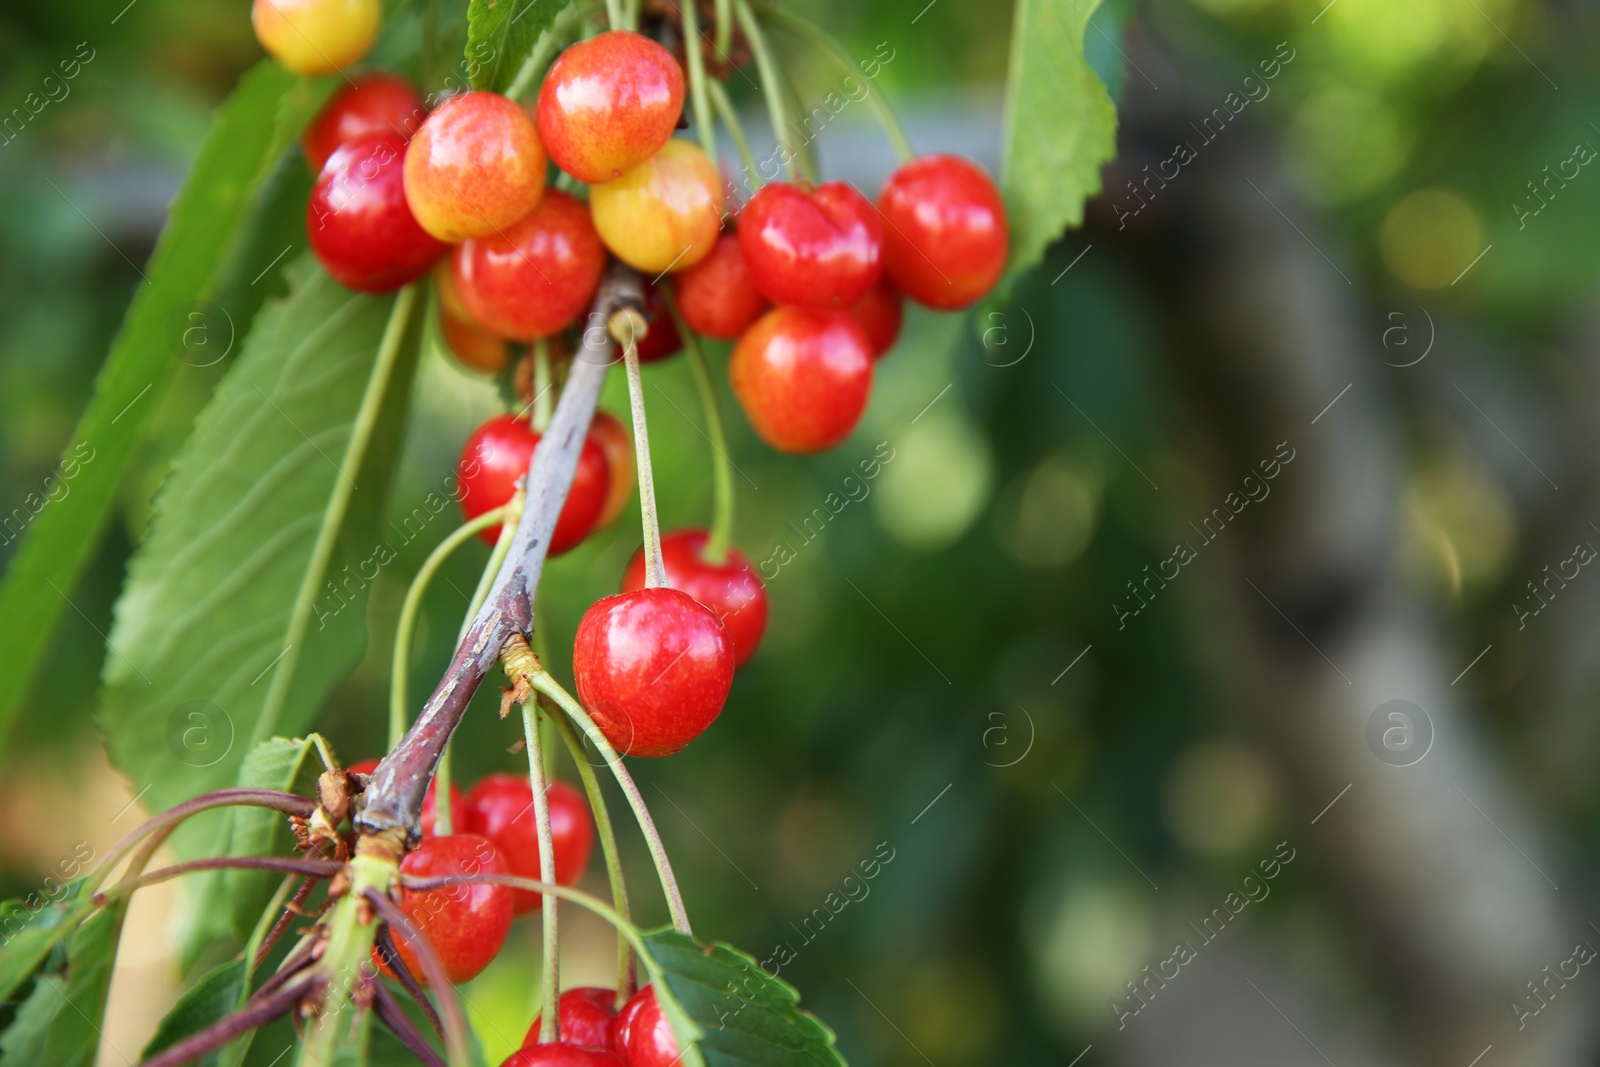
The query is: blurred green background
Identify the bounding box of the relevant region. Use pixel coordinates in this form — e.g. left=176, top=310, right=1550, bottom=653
left=6, top=0, right=1600, bottom=1065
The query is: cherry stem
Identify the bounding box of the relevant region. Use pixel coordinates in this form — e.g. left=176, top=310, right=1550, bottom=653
left=250, top=875, right=317, bottom=973
left=734, top=0, right=799, bottom=183
left=365, top=889, right=473, bottom=1065
left=93, top=857, right=339, bottom=904
left=391, top=505, right=510, bottom=750
left=761, top=3, right=915, bottom=162
left=604, top=0, right=626, bottom=31
left=709, top=79, right=762, bottom=193
left=661, top=294, right=735, bottom=563
left=679, top=0, right=717, bottom=160
left=139, top=973, right=325, bottom=1067
left=617, top=329, right=668, bottom=589
left=533, top=339, right=554, bottom=432
left=714, top=0, right=733, bottom=55
left=372, top=979, right=447, bottom=1067
left=519, top=702, right=562, bottom=1043
left=374, top=923, right=444, bottom=1040
left=547, top=703, right=635, bottom=1004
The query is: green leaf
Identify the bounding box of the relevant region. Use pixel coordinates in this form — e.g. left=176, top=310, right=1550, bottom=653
left=141, top=958, right=248, bottom=1066
left=465, top=0, right=570, bottom=92
left=639, top=929, right=845, bottom=1067
left=0, top=62, right=330, bottom=753
left=0, top=904, right=125, bottom=1067
left=99, top=258, right=423, bottom=883
left=0, top=880, right=93, bottom=1005
left=999, top=0, right=1118, bottom=282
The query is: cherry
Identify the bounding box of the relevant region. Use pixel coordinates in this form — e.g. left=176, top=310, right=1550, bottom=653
left=252, top=0, right=379, bottom=75
left=378, top=833, right=513, bottom=986
left=737, top=181, right=883, bottom=309
left=632, top=281, right=683, bottom=363
left=523, top=987, right=617, bottom=1051
left=672, top=234, right=768, bottom=340
left=502, top=1044, right=624, bottom=1067
left=307, top=135, right=446, bottom=293
left=404, top=91, right=547, bottom=242
left=589, top=139, right=724, bottom=274
left=589, top=411, right=635, bottom=528
left=434, top=263, right=509, bottom=374
left=876, top=154, right=1008, bottom=309
left=573, top=588, right=734, bottom=758
left=452, top=189, right=606, bottom=340
left=622, top=530, right=767, bottom=667
left=348, top=759, right=463, bottom=837
left=464, top=775, right=593, bottom=915
left=848, top=276, right=904, bottom=358
left=458, top=415, right=610, bottom=553
left=303, top=73, right=425, bottom=173
left=537, top=30, right=685, bottom=184
left=611, top=986, right=678, bottom=1067
left=728, top=308, right=874, bottom=453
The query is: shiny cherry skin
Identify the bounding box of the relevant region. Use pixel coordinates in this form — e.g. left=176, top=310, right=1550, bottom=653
left=729, top=308, right=874, bottom=453
left=573, top=588, right=734, bottom=758
left=303, top=73, right=425, bottom=172
left=405, top=91, right=547, bottom=242
left=434, top=263, right=510, bottom=374
left=523, top=987, right=618, bottom=1050
left=622, top=529, right=767, bottom=667
left=877, top=154, right=1008, bottom=309
left=738, top=181, right=883, bottom=309
left=589, top=411, right=635, bottom=528
left=307, top=135, right=446, bottom=293
left=672, top=233, right=768, bottom=340
left=379, top=833, right=513, bottom=986
left=452, top=189, right=606, bottom=340
left=502, top=1044, right=624, bottom=1067
left=252, top=0, right=379, bottom=75
left=458, top=415, right=610, bottom=552
left=537, top=30, right=685, bottom=184
left=611, top=986, right=678, bottom=1067
left=848, top=276, right=904, bottom=358
left=348, top=759, right=463, bottom=837
left=589, top=139, right=724, bottom=274
left=464, top=775, right=594, bottom=915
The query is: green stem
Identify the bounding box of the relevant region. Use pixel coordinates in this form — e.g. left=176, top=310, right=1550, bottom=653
left=714, top=0, right=733, bottom=55
left=242, top=873, right=300, bottom=977
left=529, top=671, right=692, bottom=934
left=390, top=506, right=508, bottom=749
left=776, top=62, right=817, bottom=182
left=534, top=339, right=554, bottom=432
left=605, top=0, right=625, bottom=31
left=621, top=338, right=668, bottom=589
left=661, top=293, right=734, bottom=562
left=521, top=704, right=561, bottom=1044
left=549, top=706, right=634, bottom=1004
left=708, top=79, right=762, bottom=192
left=298, top=853, right=404, bottom=1067
left=760, top=3, right=915, bottom=162
left=680, top=0, right=718, bottom=159
left=734, top=0, right=798, bottom=182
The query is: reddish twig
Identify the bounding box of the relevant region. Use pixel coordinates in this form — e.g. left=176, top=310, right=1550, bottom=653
left=137, top=973, right=325, bottom=1067
left=254, top=874, right=321, bottom=970
left=374, top=922, right=443, bottom=1040
left=94, top=856, right=339, bottom=904
left=372, top=979, right=447, bottom=1067
left=364, top=889, right=473, bottom=1063
left=253, top=936, right=319, bottom=1001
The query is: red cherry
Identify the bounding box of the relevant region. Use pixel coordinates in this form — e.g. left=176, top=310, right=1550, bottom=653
left=435, top=262, right=510, bottom=374
left=631, top=281, right=683, bottom=363
left=303, top=73, right=425, bottom=172
left=378, top=833, right=513, bottom=986
left=589, top=411, right=635, bottom=529
left=622, top=530, right=767, bottom=667
left=877, top=154, right=1008, bottom=309
left=307, top=135, right=446, bottom=292
left=502, top=1044, right=624, bottom=1067
left=452, top=189, right=606, bottom=341
left=523, top=987, right=618, bottom=1051
left=848, top=276, right=904, bottom=358
left=737, top=181, right=883, bottom=310
left=672, top=234, right=769, bottom=340
left=348, top=759, right=463, bottom=837
left=611, top=986, right=678, bottom=1067
left=404, top=91, right=547, bottom=242
left=458, top=415, right=610, bottom=553
left=536, top=30, right=685, bottom=184
left=573, top=588, right=734, bottom=758
left=729, top=308, right=873, bottom=454
left=464, top=775, right=594, bottom=915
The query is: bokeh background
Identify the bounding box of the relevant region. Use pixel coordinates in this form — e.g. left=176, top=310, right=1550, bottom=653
left=5, top=0, right=1600, bottom=1065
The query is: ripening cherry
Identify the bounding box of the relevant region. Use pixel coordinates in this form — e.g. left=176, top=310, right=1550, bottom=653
left=452, top=189, right=606, bottom=340
left=348, top=759, right=464, bottom=837
left=378, top=833, right=513, bottom=986
left=252, top=0, right=379, bottom=75
left=537, top=30, right=685, bottom=184
left=632, top=281, right=682, bottom=363
left=589, top=411, right=635, bottom=528
left=434, top=263, right=509, bottom=374
left=573, top=588, right=734, bottom=758
left=729, top=308, right=874, bottom=453
left=464, top=775, right=594, bottom=915
left=458, top=414, right=610, bottom=552
left=524, top=987, right=618, bottom=1051
left=848, top=276, right=904, bottom=358
left=672, top=234, right=768, bottom=340
left=303, top=73, right=425, bottom=172
left=611, top=986, right=678, bottom=1067
left=589, top=139, right=724, bottom=274
left=405, top=91, right=547, bottom=242
left=307, top=135, right=446, bottom=293
left=877, top=154, right=1008, bottom=309
left=502, top=1044, right=625, bottom=1067
left=622, top=530, right=767, bottom=667
left=737, top=181, right=883, bottom=309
